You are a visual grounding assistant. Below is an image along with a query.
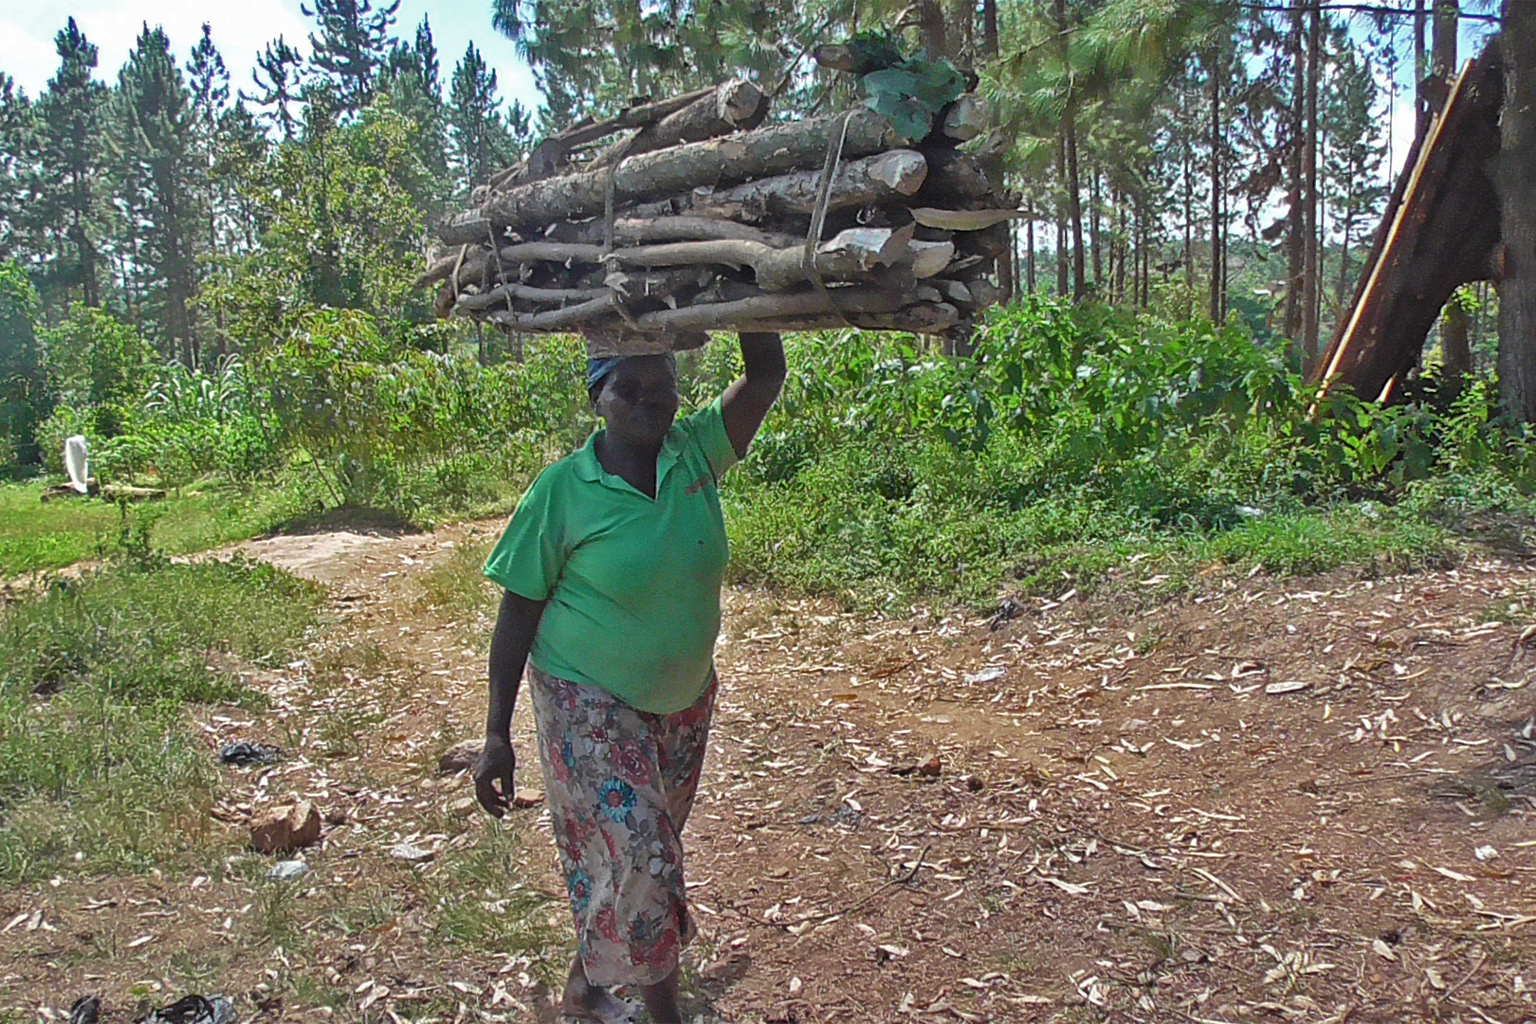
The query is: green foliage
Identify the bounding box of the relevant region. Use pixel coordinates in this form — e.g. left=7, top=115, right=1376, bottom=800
left=0, top=260, right=47, bottom=467
left=720, top=301, right=1536, bottom=607
left=861, top=57, right=967, bottom=141
left=39, top=303, right=154, bottom=408
left=0, top=478, right=326, bottom=576
left=255, top=309, right=584, bottom=518
left=0, top=555, right=320, bottom=880
left=207, top=98, right=433, bottom=349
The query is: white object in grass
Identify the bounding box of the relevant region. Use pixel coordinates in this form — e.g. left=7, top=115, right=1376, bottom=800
left=64, top=434, right=89, bottom=493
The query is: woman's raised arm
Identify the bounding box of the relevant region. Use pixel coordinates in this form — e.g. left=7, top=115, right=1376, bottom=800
left=720, top=331, right=787, bottom=458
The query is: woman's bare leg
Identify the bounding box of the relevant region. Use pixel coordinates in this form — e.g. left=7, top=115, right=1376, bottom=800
left=639, top=967, right=682, bottom=1023
left=560, top=955, right=636, bottom=1022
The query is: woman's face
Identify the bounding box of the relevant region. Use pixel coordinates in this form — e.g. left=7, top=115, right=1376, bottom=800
left=593, top=355, right=679, bottom=446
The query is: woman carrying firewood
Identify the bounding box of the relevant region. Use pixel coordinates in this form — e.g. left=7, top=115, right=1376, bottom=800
left=473, top=331, right=786, bottom=1023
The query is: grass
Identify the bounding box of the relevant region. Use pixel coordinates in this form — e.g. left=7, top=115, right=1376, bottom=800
left=0, top=476, right=327, bottom=577
left=416, top=537, right=497, bottom=615
left=0, top=554, right=322, bottom=882
left=724, top=456, right=1463, bottom=612
left=424, top=818, right=564, bottom=984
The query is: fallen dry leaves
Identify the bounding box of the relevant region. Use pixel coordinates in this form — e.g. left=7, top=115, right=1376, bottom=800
left=2, top=527, right=1535, bottom=1024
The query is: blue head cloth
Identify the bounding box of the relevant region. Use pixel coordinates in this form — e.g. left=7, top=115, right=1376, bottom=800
left=586, top=352, right=676, bottom=394
left=586, top=357, right=624, bottom=392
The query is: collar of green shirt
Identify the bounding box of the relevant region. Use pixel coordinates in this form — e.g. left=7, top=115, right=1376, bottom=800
left=572, top=424, right=688, bottom=497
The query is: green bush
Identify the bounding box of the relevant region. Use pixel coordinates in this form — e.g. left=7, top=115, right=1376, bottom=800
left=719, top=300, right=1536, bottom=607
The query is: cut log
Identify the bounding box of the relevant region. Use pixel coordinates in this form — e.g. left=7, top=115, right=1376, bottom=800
left=592, top=80, right=767, bottom=167
left=912, top=207, right=1028, bottom=231
left=628, top=284, right=906, bottom=331
left=733, top=303, right=963, bottom=334
left=439, top=109, right=908, bottom=243
left=542, top=86, right=718, bottom=155
left=495, top=227, right=909, bottom=292
left=622, top=150, right=927, bottom=225
left=416, top=248, right=495, bottom=289
left=454, top=282, right=610, bottom=312
left=941, top=95, right=990, bottom=141
left=1310, top=42, right=1504, bottom=404
left=918, top=148, right=1000, bottom=202
left=907, top=240, right=956, bottom=278
left=545, top=216, right=802, bottom=249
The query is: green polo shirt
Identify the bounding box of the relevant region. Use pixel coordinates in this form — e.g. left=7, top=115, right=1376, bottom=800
left=483, top=398, right=738, bottom=714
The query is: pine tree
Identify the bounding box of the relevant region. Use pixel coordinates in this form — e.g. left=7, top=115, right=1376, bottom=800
left=1320, top=33, right=1386, bottom=319
left=383, top=17, right=449, bottom=181
left=1498, top=0, right=1536, bottom=418
left=188, top=25, right=230, bottom=285
left=0, top=75, right=38, bottom=263
left=246, top=36, right=305, bottom=141
left=302, top=0, right=401, bottom=115
left=34, top=18, right=109, bottom=310
left=0, top=259, right=48, bottom=466
left=447, top=43, right=521, bottom=197
left=116, top=24, right=200, bottom=365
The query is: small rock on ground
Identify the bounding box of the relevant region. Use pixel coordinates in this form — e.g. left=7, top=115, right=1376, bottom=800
left=437, top=738, right=482, bottom=773
left=250, top=801, right=322, bottom=855
left=390, top=843, right=435, bottom=863
left=268, top=860, right=309, bottom=881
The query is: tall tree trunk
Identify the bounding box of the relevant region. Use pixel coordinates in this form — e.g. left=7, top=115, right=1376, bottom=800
left=1090, top=165, right=1103, bottom=286
left=1443, top=298, right=1472, bottom=382
left=982, top=0, right=999, bottom=59
left=1209, top=54, right=1224, bottom=324
left=1026, top=203, right=1036, bottom=294
left=1284, top=10, right=1305, bottom=339
left=1432, top=0, right=1458, bottom=85
left=1301, top=2, right=1322, bottom=369
left=1183, top=136, right=1193, bottom=301
left=1056, top=139, right=1069, bottom=296
left=1414, top=0, right=1429, bottom=131
left=999, top=220, right=1016, bottom=304
left=1065, top=107, right=1085, bottom=300
left=1055, top=0, right=1085, bottom=301
left=1336, top=205, right=1356, bottom=314
left=1498, top=0, right=1536, bottom=419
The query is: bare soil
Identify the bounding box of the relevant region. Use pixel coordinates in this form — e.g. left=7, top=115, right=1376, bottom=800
left=4, top=521, right=1536, bottom=1024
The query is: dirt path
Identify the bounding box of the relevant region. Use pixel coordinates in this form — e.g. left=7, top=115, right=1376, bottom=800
left=6, top=523, right=1536, bottom=1023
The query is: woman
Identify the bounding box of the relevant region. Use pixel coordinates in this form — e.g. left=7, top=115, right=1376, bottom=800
left=474, top=332, right=786, bottom=1023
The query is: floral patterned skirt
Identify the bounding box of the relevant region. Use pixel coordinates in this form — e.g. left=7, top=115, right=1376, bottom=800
left=529, top=666, right=716, bottom=988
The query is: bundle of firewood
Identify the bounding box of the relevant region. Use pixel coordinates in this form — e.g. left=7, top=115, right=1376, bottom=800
left=418, top=64, right=1020, bottom=353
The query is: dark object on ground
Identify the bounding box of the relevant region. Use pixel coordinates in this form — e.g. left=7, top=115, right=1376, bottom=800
left=41, top=480, right=101, bottom=501
left=40, top=482, right=167, bottom=503
left=134, top=995, right=237, bottom=1024
left=1312, top=39, right=1504, bottom=404
left=69, top=995, right=101, bottom=1024
left=437, top=737, right=482, bottom=773
left=219, top=741, right=282, bottom=767
left=989, top=597, right=1023, bottom=631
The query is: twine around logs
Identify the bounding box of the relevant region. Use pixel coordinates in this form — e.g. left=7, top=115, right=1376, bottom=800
left=802, top=109, right=858, bottom=331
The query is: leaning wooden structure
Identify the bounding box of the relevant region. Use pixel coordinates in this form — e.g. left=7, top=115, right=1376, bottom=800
left=1310, top=40, right=1504, bottom=403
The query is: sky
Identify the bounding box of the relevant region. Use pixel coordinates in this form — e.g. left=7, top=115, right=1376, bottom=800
left=0, top=0, right=544, bottom=116
left=0, top=3, right=1502, bottom=187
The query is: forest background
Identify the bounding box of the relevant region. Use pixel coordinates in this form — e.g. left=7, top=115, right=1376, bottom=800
left=0, top=0, right=1534, bottom=607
